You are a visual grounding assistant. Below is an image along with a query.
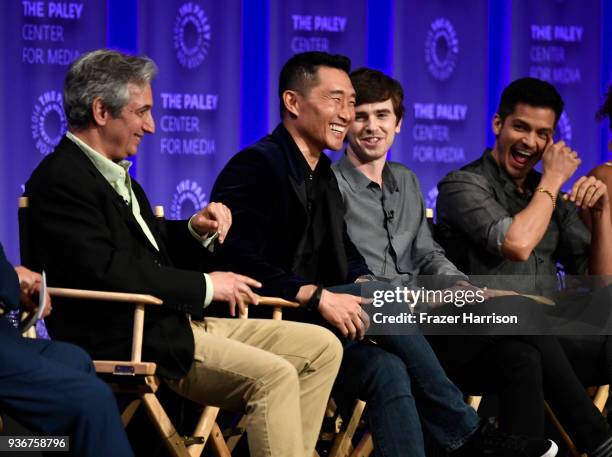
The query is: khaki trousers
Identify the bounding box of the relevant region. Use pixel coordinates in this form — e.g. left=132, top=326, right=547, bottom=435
left=166, top=317, right=342, bottom=457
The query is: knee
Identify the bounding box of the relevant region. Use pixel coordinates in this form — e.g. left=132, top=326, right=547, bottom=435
left=263, top=357, right=300, bottom=391
left=503, top=344, right=542, bottom=382
left=361, top=351, right=410, bottom=397
left=81, top=377, right=116, bottom=407
left=53, top=341, right=95, bottom=374
left=65, top=376, right=118, bottom=422
left=310, top=326, right=343, bottom=367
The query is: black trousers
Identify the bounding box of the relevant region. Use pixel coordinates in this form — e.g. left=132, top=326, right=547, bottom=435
left=427, top=334, right=611, bottom=453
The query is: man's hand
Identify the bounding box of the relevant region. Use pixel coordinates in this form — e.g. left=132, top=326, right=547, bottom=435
left=191, top=202, right=232, bottom=243
left=317, top=290, right=370, bottom=340
left=14, top=266, right=51, bottom=318
left=541, top=140, right=580, bottom=189
left=563, top=175, right=610, bottom=212
left=208, top=271, right=261, bottom=317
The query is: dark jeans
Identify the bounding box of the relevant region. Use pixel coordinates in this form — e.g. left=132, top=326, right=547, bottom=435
left=428, top=334, right=611, bottom=453
left=0, top=317, right=133, bottom=457
left=329, top=282, right=479, bottom=457
left=558, top=335, right=610, bottom=387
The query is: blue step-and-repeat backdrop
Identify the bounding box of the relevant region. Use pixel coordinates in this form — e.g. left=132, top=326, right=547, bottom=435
left=1, top=0, right=611, bottom=263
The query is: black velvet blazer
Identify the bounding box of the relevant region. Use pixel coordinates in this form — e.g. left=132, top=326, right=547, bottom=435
left=211, top=124, right=370, bottom=301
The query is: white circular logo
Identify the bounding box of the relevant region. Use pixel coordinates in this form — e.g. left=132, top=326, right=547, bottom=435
left=426, top=185, right=439, bottom=211
left=554, top=111, right=572, bottom=144
left=170, top=179, right=208, bottom=219
left=173, top=2, right=212, bottom=69
left=424, top=18, right=459, bottom=81
left=31, top=90, right=67, bottom=155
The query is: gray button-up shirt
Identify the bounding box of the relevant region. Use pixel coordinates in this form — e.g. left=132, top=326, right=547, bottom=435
left=436, top=149, right=591, bottom=292
left=332, top=154, right=466, bottom=288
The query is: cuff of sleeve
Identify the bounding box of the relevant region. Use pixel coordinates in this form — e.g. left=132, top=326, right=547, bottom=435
left=489, top=216, right=513, bottom=255
left=188, top=215, right=218, bottom=252
left=203, top=273, right=214, bottom=308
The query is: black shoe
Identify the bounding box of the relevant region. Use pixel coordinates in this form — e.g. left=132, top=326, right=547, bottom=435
left=451, top=418, right=558, bottom=457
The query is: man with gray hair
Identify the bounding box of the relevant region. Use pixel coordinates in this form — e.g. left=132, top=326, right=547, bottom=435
left=25, top=49, right=342, bottom=457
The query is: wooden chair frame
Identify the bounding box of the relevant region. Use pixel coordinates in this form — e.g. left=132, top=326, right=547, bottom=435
left=47, top=287, right=230, bottom=457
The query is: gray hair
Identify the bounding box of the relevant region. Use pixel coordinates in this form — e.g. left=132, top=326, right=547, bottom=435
left=64, top=49, right=157, bottom=129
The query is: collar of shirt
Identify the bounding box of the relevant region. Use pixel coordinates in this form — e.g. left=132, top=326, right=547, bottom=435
left=482, top=148, right=540, bottom=200
left=66, top=132, right=160, bottom=252
left=291, top=139, right=331, bottom=185
left=336, top=153, right=399, bottom=192
left=66, top=131, right=133, bottom=202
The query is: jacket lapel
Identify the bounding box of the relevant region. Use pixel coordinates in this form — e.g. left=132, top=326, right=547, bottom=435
left=273, top=125, right=308, bottom=214
left=62, top=138, right=160, bottom=252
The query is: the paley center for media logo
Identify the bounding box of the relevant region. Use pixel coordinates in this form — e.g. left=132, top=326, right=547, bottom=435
left=31, top=90, right=67, bottom=155
left=170, top=179, right=208, bottom=219
left=174, top=2, right=212, bottom=69
left=425, top=18, right=459, bottom=81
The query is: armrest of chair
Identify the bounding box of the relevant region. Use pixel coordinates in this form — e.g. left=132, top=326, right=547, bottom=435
left=48, top=287, right=162, bottom=305
left=48, top=287, right=162, bottom=363
left=241, top=295, right=300, bottom=320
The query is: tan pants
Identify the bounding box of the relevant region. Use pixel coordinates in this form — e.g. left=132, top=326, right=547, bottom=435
left=166, top=318, right=342, bottom=457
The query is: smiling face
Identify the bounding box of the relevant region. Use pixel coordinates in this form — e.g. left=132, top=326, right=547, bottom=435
left=101, top=82, right=155, bottom=161
left=492, top=102, right=555, bottom=188
left=286, top=66, right=355, bottom=153
left=347, top=98, right=401, bottom=165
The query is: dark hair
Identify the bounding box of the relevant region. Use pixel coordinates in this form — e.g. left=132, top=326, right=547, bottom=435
left=497, top=77, right=564, bottom=124
left=278, top=52, right=351, bottom=116
left=350, top=67, right=404, bottom=123
left=64, top=49, right=157, bottom=129
left=596, top=84, right=612, bottom=123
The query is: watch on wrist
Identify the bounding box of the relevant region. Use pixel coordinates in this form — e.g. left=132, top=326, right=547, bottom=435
left=304, top=285, right=323, bottom=312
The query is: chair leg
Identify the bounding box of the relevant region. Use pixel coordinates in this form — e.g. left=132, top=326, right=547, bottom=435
left=329, top=400, right=366, bottom=457
left=141, top=392, right=190, bottom=457
left=466, top=395, right=482, bottom=411
left=592, top=385, right=609, bottom=412
left=187, top=406, right=223, bottom=457
left=351, top=432, right=373, bottom=457
left=206, top=422, right=232, bottom=457
left=544, top=401, right=582, bottom=457
left=225, top=414, right=249, bottom=451
left=121, top=399, right=141, bottom=427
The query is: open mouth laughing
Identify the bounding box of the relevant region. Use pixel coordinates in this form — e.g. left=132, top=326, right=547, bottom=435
left=510, top=146, right=536, bottom=168
left=330, top=123, right=346, bottom=136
